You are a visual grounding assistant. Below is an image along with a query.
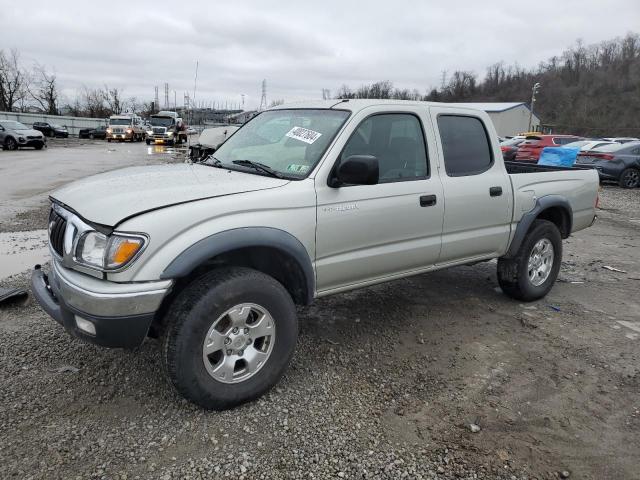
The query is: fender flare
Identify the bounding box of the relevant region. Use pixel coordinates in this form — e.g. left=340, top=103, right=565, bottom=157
left=505, top=195, right=572, bottom=258
left=160, top=227, right=315, bottom=304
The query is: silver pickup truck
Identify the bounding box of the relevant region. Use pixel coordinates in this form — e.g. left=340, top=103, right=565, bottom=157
left=32, top=100, right=599, bottom=410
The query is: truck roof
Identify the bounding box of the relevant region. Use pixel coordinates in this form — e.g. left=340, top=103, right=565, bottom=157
left=153, top=111, right=178, bottom=118
left=271, top=99, right=495, bottom=115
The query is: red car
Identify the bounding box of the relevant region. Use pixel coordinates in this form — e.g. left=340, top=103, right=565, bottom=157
left=515, top=135, right=583, bottom=162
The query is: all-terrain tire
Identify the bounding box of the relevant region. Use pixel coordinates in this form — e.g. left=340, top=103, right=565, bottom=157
left=161, top=267, right=298, bottom=410
left=497, top=219, right=562, bottom=302
left=619, top=168, right=640, bottom=189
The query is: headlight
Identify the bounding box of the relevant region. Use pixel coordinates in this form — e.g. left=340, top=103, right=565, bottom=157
left=167, top=131, right=173, bottom=136
left=106, top=128, right=112, bottom=134
left=146, top=130, right=153, bottom=136
left=126, top=128, right=132, bottom=133
left=76, top=232, right=146, bottom=270
left=77, top=232, right=108, bottom=267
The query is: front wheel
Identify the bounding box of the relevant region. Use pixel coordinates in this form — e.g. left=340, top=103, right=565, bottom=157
left=4, top=137, right=18, bottom=151
left=146, top=139, right=151, bottom=145
left=497, top=219, right=562, bottom=302
left=619, top=168, right=640, bottom=188
left=162, top=267, right=298, bottom=410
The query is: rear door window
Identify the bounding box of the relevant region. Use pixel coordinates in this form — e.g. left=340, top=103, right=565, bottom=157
left=438, top=115, right=493, bottom=176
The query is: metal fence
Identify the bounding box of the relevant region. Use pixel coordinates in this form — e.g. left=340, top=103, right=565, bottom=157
left=0, top=111, right=107, bottom=136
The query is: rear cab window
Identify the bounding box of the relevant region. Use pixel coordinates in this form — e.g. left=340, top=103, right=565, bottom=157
left=437, top=115, right=493, bottom=176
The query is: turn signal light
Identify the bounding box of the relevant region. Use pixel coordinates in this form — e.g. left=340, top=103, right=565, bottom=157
left=106, top=236, right=144, bottom=268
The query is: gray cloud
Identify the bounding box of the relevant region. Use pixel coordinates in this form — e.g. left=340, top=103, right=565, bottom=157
left=2, top=0, right=639, bottom=108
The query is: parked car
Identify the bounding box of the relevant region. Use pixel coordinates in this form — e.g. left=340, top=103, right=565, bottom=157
left=0, top=120, right=46, bottom=150
left=515, top=135, right=583, bottom=162
left=603, top=137, right=639, bottom=144
left=563, top=140, right=617, bottom=151
left=499, top=136, right=526, bottom=161
left=577, top=141, right=640, bottom=188
left=31, top=100, right=599, bottom=410
left=188, top=125, right=239, bottom=162
left=79, top=125, right=108, bottom=139
left=32, top=122, right=69, bottom=138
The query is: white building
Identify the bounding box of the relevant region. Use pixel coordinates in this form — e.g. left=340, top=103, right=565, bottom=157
left=451, top=102, right=541, bottom=137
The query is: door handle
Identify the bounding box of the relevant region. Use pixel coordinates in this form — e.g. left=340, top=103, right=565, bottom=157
left=489, top=186, right=503, bottom=197
left=420, top=194, right=437, bottom=207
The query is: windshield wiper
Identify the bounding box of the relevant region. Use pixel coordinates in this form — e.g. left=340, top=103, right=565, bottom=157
left=231, top=160, right=285, bottom=178
left=202, top=155, right=224, bottom=167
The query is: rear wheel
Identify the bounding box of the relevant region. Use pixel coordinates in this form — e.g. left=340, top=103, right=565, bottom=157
left=162, top=267, right=298, bottom=410
left=619, top=168, right=640, bottom=188
left=497, top=219, right=562, bottom=301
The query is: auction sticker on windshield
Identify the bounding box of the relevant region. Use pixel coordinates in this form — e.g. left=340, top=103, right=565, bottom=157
left=285, top=126, right=322, bottom=144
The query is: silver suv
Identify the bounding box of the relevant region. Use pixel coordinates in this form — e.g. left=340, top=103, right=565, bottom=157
left=0, top=120, right=46, bottom=150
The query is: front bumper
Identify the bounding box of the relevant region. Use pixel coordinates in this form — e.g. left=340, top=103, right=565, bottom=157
left=31, top=261, right=172, bottom=348
left=18, top=138, right=46, bottom=148
left=148, top=134, right=175, bottom=143
left=107, top=133, right=134, bottom=140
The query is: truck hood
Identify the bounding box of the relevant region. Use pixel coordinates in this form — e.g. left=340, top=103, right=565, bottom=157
left=51, top=164, right=289, bottom=226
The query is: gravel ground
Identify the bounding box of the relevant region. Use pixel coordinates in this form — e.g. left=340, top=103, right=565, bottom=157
left=0, top=145, right=639, bottom=479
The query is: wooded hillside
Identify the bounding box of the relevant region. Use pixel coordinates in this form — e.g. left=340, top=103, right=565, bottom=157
left=335, top=33, right=640, bottom=136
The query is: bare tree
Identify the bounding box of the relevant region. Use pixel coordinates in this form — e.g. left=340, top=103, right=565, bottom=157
left=0, top=48, right=29, bottom=112
left=104, top=86, right=123, bottom=115
left=29, top=63, right=59, bottom=114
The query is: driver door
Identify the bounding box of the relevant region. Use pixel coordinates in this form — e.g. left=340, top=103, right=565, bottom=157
left=314, top=108, right=444, bottom=293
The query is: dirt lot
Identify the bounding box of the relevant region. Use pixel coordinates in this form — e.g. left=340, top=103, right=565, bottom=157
left=0, top=142, right=638, bottom=479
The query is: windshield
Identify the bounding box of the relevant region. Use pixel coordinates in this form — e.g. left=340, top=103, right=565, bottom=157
left=150, top=117, right=174, bottom=127
left=211, top=109, right=350, bottom=178
left=1, top=121, right=29, bottom=130
left=109, top=118, right=132, bottom=126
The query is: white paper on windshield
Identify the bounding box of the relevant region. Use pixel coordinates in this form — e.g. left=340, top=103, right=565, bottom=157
left=285, top=126, right=322, bottom=144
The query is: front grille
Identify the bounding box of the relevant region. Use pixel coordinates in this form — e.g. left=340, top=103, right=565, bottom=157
left=152, top=127, right=166, bottom=135
left=27, top=135, right=41, bottom=140
left=49, top=209, right=67, bottom=257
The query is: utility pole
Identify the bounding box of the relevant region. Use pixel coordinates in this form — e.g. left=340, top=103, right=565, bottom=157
left=528, top=82, right=541, bottom=132
left=164, top=83, right=169, bottom=109
left=259, top=79, right=267, bottom=111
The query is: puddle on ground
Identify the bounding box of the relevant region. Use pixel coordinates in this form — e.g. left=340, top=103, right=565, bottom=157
left=0, top=230, right=49, bottom=280
left=146, top=144, right=189, bottom=162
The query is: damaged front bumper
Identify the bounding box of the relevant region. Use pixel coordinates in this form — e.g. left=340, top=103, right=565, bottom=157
left=31, top=261, right=172, bottom=348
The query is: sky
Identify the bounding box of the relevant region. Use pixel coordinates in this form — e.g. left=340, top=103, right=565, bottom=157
left=2, top=0, right=639, bottom=110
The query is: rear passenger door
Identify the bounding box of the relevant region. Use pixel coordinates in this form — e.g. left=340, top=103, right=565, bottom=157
left=429, top=108, right=512, bottom=263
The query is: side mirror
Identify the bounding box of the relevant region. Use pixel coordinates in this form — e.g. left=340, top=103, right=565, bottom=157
left=0, top=126, right=4, bottom=131
left=330, top=155, right=379, bottom=187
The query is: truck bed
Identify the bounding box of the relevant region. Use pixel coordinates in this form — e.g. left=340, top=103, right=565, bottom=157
left=506, top=161, right=600, bottom=235
left=504, top=160, right=595, bottom=174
